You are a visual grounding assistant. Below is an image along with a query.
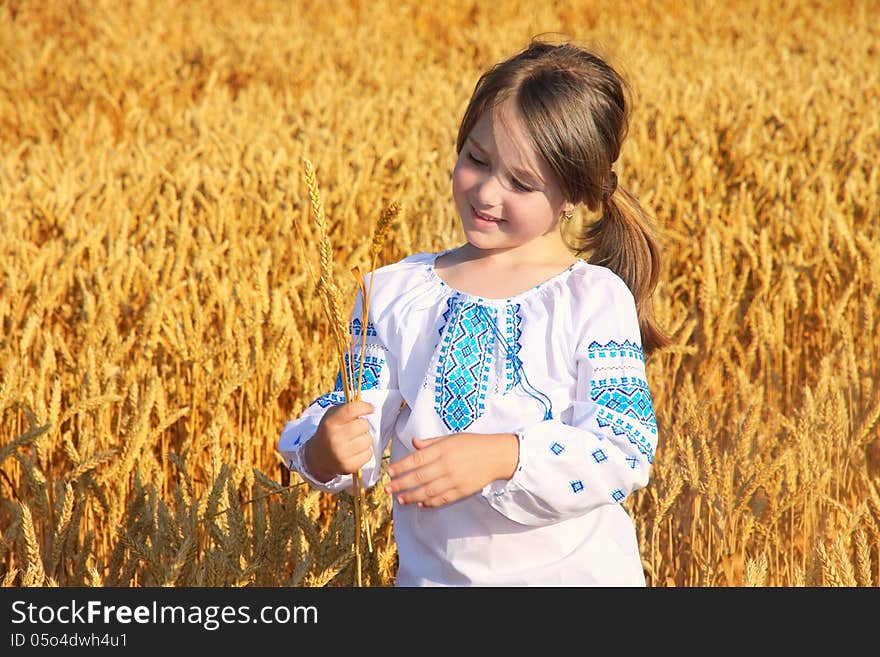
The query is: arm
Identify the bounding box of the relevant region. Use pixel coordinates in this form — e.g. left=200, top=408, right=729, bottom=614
left=482, top=276, right=657, bottom=526
left=279, top=287, right=402, bottom=494
left=386, top=431, right=520, bottom=507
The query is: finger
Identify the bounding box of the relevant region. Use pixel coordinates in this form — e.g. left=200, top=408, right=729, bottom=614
left=334, top=420, right=371, bottom=447
left=326, top=401, right=371, bottom=425
left=320, top=404, right=345, bottom=424
left=386, top=461, right=444, bottom=497
left=342, top=399, right=375, bottom=419
left=396, top=476, right=455, bottom=506
left=387, top=445, right=431, bottom=477
left=340, top=441, right=373, bottom=474
left=339, top=431, right=373, bottom=458
left=412, top=436, right=441, bottom=449
left=419, top=487, right=457, bottom=508
left=419, top=479, right=473, bottom=508
left=354, top=417, right=372, bottom=434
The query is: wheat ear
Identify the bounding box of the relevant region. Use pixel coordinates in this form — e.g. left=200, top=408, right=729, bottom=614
left=352, top=202, right=401, bottom=552
left=302, top=158, right=364, bottom=585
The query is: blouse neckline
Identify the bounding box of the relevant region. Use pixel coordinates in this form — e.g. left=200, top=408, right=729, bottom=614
left=425, top=248, right=586, bottom=306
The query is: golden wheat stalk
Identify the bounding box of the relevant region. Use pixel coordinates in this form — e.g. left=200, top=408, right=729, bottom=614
left=302, top=158, right=370, bottom=585
left=349, top=267, right=370, bottom=559
left=359, top=201, right=399, bottom=398
left=351, top=201, right=400, bottom=555
left=20, top=502, right=46, bottom=587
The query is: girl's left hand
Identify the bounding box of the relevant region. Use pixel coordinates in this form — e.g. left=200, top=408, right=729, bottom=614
left=385, top=432, right=519, bottom=508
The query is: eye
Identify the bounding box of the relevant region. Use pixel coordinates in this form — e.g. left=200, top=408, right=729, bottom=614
left=512, top=178, right=534, bottom=193
left=467, top=152, right=486, bottom=167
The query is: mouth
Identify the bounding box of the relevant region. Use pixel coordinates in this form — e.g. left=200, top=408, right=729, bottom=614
left=470, top=205, right=503, bottom=224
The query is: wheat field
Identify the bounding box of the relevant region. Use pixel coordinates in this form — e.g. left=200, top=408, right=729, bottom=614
left=1, top=0, right=878, bottom=587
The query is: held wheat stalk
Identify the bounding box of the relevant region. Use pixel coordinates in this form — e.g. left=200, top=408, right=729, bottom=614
left=352, top=201, right=400, bottom=553
left=301, top=159, right=398, bottom=586
left=302, top=158, right=363, bottom=585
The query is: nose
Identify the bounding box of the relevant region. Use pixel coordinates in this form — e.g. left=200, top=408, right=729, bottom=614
left=472, top=171, right=504, bottom=208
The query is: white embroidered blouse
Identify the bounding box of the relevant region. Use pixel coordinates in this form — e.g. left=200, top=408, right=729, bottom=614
left=279, top=250, right=658, bottom=586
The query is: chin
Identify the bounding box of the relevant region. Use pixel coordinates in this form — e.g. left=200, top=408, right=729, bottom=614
left=462, top=231, right=506, bottom=251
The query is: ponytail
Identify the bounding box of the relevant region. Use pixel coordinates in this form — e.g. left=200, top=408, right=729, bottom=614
left=574, top=180, right=669, bottom=355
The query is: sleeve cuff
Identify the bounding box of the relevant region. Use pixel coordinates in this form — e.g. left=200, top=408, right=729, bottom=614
left=279, top=417, right=353, bottom=494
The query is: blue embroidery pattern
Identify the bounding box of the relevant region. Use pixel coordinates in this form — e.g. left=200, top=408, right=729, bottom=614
left=587, top=339, right=657, bottom=464
left=503, top=304, right=523, bottom=392
left=314, top=391, right=346, bottom=408
left=434, top=296, right=496, bottom=431
left=596, top=408, right=655, bottom=463
left=312, top=353, right=385, bottom=409
left=432, top=295, right=551, bottom=428
left=570, top=480, right=584, bottom=494
left=350, top=318, right=377, bottom=337
left=590, top=376, right=656, bottom=429
left=335, top=353, right=384, bottom=392
left=550, top=441, right=565, bottom=455
left=587, top=339, right=645, bottom=363
left=611, top=488, right=626, bottom=503
left=591, top=448, right=607, bottom=463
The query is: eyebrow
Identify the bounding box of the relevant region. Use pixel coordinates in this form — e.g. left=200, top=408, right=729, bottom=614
left=467, top=137, right=544, bottom=187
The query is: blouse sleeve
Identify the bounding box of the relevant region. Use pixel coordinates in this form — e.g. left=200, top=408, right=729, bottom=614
left=481, top=275, right=658, bottom=526
left=279, top=284, right=402, bottom=494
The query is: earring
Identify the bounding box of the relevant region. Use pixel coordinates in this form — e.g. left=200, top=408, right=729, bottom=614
left=563, top=211, right=574, bottom=223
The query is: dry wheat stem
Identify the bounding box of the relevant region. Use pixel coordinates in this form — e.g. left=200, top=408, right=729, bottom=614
left=302, top=157, right=369, bottom=586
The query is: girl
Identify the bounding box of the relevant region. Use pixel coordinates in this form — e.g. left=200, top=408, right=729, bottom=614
left=280, top=39, right=667, bottom=586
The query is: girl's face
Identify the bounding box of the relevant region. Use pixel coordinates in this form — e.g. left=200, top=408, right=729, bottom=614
left=452, top=100, right=573, bottom=257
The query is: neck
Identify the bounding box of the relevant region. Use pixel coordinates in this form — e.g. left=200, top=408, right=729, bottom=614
left=460, top=236, right=574, bottom=268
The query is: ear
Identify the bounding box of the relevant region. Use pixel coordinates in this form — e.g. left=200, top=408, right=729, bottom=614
left=561, top=201, right=576, bottom=214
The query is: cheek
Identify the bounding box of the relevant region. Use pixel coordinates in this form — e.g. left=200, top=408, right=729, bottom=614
left=451, top=164, right=470, bottom=203
left=513, top=199, right=555, bottom=229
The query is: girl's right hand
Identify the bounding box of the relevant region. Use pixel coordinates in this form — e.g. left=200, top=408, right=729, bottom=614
left=305, top=400, right=375, bottom=482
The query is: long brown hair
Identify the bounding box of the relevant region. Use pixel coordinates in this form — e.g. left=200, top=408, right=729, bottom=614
left=456, top=39, right=668, bottom=354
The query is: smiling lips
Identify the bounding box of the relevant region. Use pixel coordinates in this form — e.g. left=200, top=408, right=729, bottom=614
left=471, top=205, right=503, bottom=223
